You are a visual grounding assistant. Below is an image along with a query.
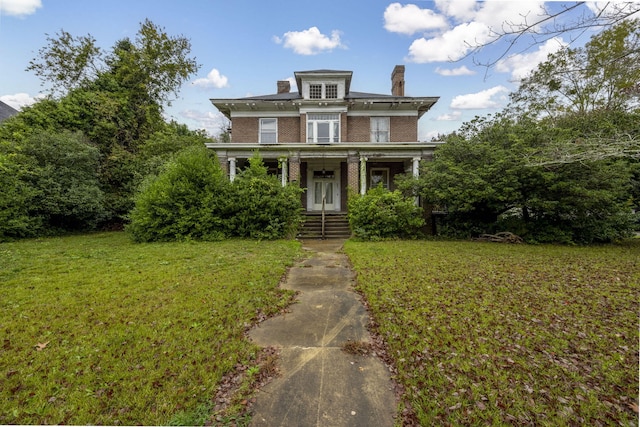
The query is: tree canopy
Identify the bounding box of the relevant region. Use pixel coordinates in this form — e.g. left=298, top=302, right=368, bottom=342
left=414, top=21, right=639, bottom=243
left=0, top=20, right=204, bottom=240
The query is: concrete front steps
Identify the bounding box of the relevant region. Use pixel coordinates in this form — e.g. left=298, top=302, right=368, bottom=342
left=298, top=212, right=351, bottom=239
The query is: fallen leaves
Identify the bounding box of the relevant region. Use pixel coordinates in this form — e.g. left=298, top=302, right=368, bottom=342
left=346, top=240, right=639, bottom=426
left=35, top=341, right=49, bottom=351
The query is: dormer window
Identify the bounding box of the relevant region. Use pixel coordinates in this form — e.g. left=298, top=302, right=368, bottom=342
left=325, top=84, right=338, bottom=99
left=309, top=84, right=323, bottom=99
left=304, top=82, right=342, bottom=100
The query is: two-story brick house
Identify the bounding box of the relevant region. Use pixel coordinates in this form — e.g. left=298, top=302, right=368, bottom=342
left=207, top=66, right=439, bottom=213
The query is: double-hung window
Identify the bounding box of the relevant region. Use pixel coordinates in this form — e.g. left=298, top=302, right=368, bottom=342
left=307, top=113, right=340, bottom=143
left=259, top=118, right=277, bottom=144
left=370, top=117, right=390, bottom=142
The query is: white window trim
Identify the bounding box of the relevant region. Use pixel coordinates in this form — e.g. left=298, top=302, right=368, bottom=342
left=259, top=118, right=278, bottom=144
left=306, top=113, right=340, bottom=144
left=370, top=117, right=390, bottom=143
left=302, top=81, right=345, bottom=100
left=370, top=168, right=390, bottom=189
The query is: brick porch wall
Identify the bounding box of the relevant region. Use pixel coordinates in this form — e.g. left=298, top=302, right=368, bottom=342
left=289, top=156, right=300, bottom=182
left=347, top=156, right=359, bottom=193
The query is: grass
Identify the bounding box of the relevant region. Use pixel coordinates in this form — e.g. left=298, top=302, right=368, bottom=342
left=344, top=240, right=639, bottom=426
left=0, top=232, right=301, bottom=425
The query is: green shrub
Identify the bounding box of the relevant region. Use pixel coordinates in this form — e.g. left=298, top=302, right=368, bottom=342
left=0, top=131, right=107, bottom=240
left=228, top=154, right=303, bottom=239
left=127, top=146, right=231, bottom=242
left=348, top=185, right=425, bottom=240
left=127, top=150, right=303, bottom=242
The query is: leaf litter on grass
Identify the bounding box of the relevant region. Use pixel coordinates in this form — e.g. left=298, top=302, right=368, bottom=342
left=345, top=240, right=639, bottom=426
left=0, top=232, right=301, bottom=425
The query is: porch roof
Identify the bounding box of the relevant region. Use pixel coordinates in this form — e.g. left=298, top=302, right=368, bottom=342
left=205, top=142, right=443, bottom=159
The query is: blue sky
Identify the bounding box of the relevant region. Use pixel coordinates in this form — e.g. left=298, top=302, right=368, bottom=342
left=0, top=0, right=627, bottom=140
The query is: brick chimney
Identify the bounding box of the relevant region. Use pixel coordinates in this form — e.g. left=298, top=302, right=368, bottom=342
left=277, top=80, right=291, bottom=94
left=391, top=65, right=405, bottom=96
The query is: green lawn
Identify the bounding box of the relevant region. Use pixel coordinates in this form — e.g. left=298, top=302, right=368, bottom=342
left=0, top=232, right=301, bottom=425
left=345, top=240, right=639, bottom=426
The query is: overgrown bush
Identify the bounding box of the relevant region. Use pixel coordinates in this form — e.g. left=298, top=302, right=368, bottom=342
left=0, top=130, right=107, bottom=240
left=126, top=146, right=231, bottom=242
left=127, top=150, right=303, bottom=242
left=348, top=185, right=425, bottom=240
left=228, top=154, right=303, bottom=239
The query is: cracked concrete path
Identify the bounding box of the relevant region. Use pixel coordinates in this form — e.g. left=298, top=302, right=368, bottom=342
left=248, top=239, right=396, bottom=427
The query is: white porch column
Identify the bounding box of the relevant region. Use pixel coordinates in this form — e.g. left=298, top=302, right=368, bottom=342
left=359, top=156, right=368, bottom=195
left=228, top=157, right=236, bottom=182
left=412, top=157, right=421, bottom=206
left=280, top=158, right=288, bottom=187
left=412, top=157, right=421, bottom=178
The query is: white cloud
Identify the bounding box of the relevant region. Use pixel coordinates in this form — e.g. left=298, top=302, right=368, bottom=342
left=274, top=27, right=345, bottom=55
left=422, top=130, right=444, bottom=141
left=496, top=37, right=567, bottom=80
left=435, top=65, right=476, bottom=76
left=436, top=111, right=463, bottom=121
left=586, top=1, right=639, bottom=21
left=472, top=1, right=547, bottom=32
left=407, top=21, right=491, bottom=63
left=0, top=93, right=40, bottom=109
left=383, top=3, right=449, bottom=35
left=192, top=68, right=229, bottom=89
left=179, top=110, right=227, bottom=136
left=393, top=1, right=549, bottom=64
left=450, top=85, right=509, bottom=109
left=283, top=77, right=297, bottom=92
left=0, top=0, right=41, bottom=16
left=434, top=0, right=478, bottom=22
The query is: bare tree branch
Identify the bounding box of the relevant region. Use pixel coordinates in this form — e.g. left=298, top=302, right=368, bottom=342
left=525, top=134, right=640, bottom=167
left=461, top=2, right=640, bottom=75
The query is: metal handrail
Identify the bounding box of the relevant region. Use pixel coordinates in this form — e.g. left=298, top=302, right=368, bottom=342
left=321, top=195, right=326, bottom=239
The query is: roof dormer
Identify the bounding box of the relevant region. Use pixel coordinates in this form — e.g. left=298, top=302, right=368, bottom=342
left=294, top=70, right=352, bottom=100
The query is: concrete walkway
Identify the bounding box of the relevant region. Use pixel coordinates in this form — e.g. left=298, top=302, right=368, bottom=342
left=248, top=239, right=396, bottom=427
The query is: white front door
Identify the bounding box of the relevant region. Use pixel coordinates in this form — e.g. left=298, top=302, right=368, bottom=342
left=313, top=179, right=335, bottom=210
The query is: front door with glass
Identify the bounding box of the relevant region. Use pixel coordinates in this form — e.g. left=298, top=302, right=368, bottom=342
left=313, top=180, right=334, bottom=210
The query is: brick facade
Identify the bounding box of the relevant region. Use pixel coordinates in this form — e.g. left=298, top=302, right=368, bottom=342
left=229, top=113, right=418, bottom=144
left=278, top=116, right=300, bottom=143
left=231, top=117, right=258, bottom=142
left=390, top=116, right=418, bottom=142
left=208, top=67, right=439, bottom=213
left=346, top=116, right=370, bottom=142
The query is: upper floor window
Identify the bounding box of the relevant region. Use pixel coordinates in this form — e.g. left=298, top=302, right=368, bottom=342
left=325, top=84, right=338, bottom=99
left=259, top=118, right=277, bottom=144
left=305, top=82, right=341, bottom=100
left=309, top=84, right=323, bottom=99
left=371, top=117, right=390, bottom=142
left=307, top=113, right=339, bottom=143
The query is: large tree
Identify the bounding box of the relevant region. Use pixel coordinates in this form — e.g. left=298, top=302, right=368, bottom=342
left=1, top=20, right=202, bottom=235
left=511, top=19, right=640, bottom=118
left=416, top=21, right=639, bottom=243
left=419, top=113, right=636, bottom=243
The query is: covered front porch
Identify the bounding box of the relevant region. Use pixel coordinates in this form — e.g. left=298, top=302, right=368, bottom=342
left=205, top=142, right=437, bottom=212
